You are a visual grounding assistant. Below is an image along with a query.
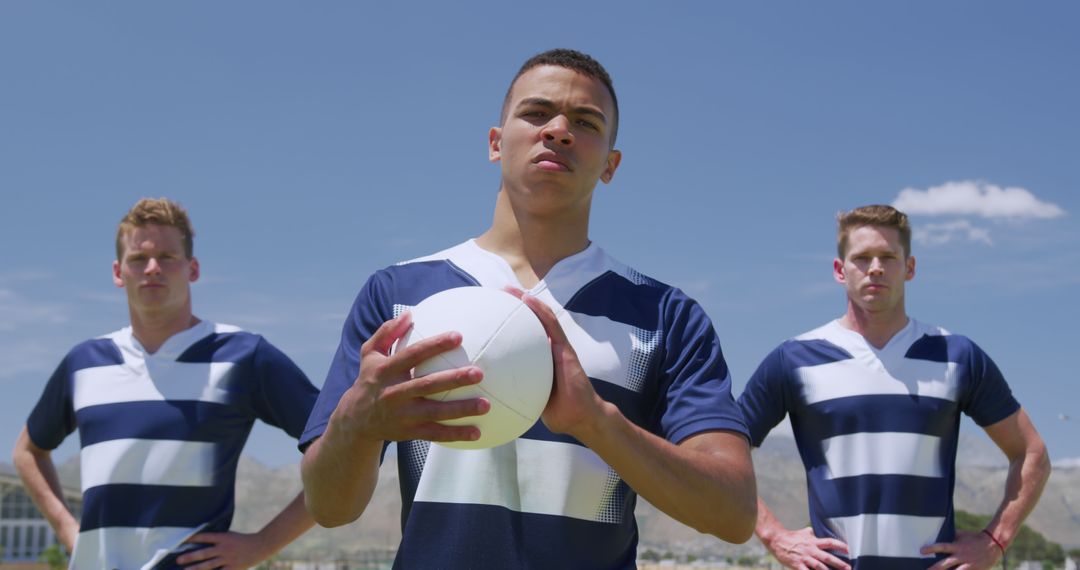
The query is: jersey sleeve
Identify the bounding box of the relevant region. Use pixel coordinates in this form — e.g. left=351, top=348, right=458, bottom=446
left=737, top=345, right=792, bottom=448
left=299, top=272, right=394, bottom=450
left=959, top=338, right=1020, bottom=427
left=656, top=289, right=749, bottom=444
left=26, top=354, right=77, bottom=450
left=250, top=337, right=321, bottom=440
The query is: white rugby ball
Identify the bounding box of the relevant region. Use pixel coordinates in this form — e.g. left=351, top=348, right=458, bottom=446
left=399, top=286, right=554, bottom=449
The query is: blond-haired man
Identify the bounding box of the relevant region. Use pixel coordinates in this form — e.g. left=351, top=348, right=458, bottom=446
left=738, top=205, right=1050, bottom=569
left=14, top=198, right=319, bottom=569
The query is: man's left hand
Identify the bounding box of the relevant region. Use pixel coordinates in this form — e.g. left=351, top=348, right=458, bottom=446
left=921, top=529, right=1001, bottom=570
left=178, top=531, right=272, bottom=570
left=509, top=289, right=608, bottom=440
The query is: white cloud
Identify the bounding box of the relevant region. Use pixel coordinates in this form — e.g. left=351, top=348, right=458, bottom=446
left=913, top=220, right=994, bottom=247
left=893, top=181, right=1066, bottom=219
left=0, top=338, right=62, bottom=379
left=0, top=288, right=69, bottom=331
left=0, top=270, right=55, bottom=285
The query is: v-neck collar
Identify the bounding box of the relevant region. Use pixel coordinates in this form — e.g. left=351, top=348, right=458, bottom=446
left=125, top=320, right=213, bottom=360
left=829, top=317, right=916, bottom=354
left=464, top=238, right=601, bottom=295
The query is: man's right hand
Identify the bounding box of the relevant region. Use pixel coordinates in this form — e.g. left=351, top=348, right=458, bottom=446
left=331, top=311, right=491, bottom=444
left=763, top=526, right=850, bottom=570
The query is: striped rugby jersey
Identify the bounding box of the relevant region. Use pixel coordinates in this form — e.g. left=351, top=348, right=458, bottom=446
left=301, top=239, right=748, bottom=570
left=738, top=319, right=1019, bottom=569
left=27, top=320, right=319, bottom=570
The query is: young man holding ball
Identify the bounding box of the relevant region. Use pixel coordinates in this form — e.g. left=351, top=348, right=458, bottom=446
left=300, top=49, right=757, bottom=568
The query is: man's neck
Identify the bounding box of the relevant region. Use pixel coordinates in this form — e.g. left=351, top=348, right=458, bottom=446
left=475, top=190, right=591, bottom=288
left=129, top=306, right=199, bottom=354
left=838, top=302, right=909, bottom=349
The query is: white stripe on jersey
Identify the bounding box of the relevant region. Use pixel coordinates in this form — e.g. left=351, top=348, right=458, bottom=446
left=80, top=439, right=216, bottom=490
left=413, top=438, right=619, bottom=523
left=828, top=513, right=943, bottom=559
left=822, top=432, right=943, bottom=479
left=72, top=361, right=237, bottom=411
left=796, top=358, right=959, bottom=405
left=72, top=525, right=204, bottom=570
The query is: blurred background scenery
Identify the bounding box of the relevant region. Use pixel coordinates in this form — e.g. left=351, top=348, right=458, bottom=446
left=1, top=1, right=1077, bottom=567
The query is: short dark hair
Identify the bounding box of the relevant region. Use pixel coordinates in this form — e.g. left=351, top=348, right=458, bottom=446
left=500, top=48, right=619, bottom=145
left=836, top=204, right=912, bottom=258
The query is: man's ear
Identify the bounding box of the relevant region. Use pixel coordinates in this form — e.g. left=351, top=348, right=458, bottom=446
left=189, top=257, right=200, bottom=283
left=833, top=258, right=846, bottom=284
left=113, top=260, right=123, bottom=288
left=600, top=149, right=622, bottom=184
left=489, top=127, right=502, bottom=163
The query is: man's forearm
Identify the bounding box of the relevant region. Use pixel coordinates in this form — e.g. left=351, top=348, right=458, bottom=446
left=300, top=418, right=383, bottom=527
left=253, top=491, right=316, bottom=557
left=755, top=496, right=788, bottom=546
left=12, top=428, right=78, bottom=550
left=576, top=402, right=756, bottom=543
left=985, top=442, right=1051, bottom=547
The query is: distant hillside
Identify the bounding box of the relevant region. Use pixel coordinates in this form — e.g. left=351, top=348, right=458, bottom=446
left=47, top=433, right=1079, bottom=560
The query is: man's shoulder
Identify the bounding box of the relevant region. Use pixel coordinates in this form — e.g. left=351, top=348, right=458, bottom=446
left=372, top=241, right=480, bottom=286
left=59, top=328, right=129, bottom=372
left=759, top=321, right=856, bottom=370
left=905, top=319, right=988, bottom=362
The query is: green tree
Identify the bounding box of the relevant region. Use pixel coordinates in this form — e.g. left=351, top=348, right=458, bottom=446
left=39, top=545, right=68, bottom=570
left=639, top=549, right=660, bottom=562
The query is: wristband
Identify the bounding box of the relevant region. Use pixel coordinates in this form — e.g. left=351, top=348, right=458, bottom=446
left=982, top=528, right=1006, bottom=565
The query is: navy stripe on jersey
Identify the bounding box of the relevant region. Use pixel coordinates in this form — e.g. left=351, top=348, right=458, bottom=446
left=814, top=475, right=953, bottom=518
left=387, top=260, right=481, bottom=306
left=850, top=556, right=941, bottom=569
left=564, top=270, right=664, bottom=330
left=80, top=484, right=234, bottom=531
left=75, top=401, right=252, bottom=447
left=178, top=332, right=260, bottom=363
left=786, top=338, right=853, bottom=368
left=67, top=338, right=125, bottom=370
left=798, top=395, right=960, bottom=442
left=395, top=502, right=638, bottom=570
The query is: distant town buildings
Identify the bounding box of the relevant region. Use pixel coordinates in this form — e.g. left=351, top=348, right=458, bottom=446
left=0, top=468, right=81, bottom=564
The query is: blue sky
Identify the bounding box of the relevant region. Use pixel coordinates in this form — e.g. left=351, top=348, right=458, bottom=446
left=2, top=2, right=1077, bottom=467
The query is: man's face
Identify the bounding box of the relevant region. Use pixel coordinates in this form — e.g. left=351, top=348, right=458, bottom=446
left=112, top=224, right=199, bottom=317
left=489, top=65, right=621, bottom=217
left=834, top=225, right=915, bottom=314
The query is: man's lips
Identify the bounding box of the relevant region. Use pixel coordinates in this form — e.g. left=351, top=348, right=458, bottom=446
left=533, top=154, right=571, bottom=172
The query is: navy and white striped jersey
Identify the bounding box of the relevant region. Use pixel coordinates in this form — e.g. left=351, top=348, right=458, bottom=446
left=301, top=239, right=748, bottom=570
left=27, top=320, right=319, bottom=570
left=738, top=319, right=1019, bottom=569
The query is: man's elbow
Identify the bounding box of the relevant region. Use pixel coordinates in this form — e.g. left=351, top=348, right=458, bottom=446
left=1033, top=440, right=1052, bottom=482
left=12, top=428, right=42, bottom=472
left=701, top=476, right=757, bottom=544
left=304, top=490, right=362, bottom=529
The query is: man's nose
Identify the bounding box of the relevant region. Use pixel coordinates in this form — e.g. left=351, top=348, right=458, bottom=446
left=541, top=115, right=574, bottom=146
left=868, top=258, right=884, bottom=275
left=145, top=257, right=162, bottom=274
